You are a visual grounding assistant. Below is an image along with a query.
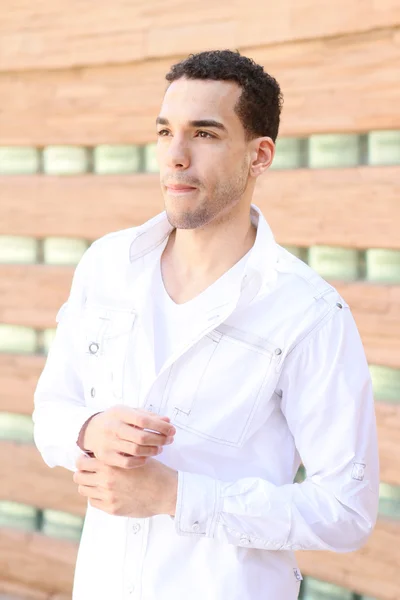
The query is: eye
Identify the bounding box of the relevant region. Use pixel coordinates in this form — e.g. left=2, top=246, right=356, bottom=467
left=196, top=131, right=215, bottom=139
left=157, top=129, right=170, bottom=137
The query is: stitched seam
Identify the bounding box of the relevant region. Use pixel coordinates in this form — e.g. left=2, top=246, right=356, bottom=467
left=130, top=231, right=170, bottom=261
left=186, top=337, right=221, bottom=417
left=285, top=303, right=349, bottom=364
left=160, top=362, right=175, bottom=415
left=219, top=335, right=275, bottom=357
left=286, top=269, right=335, bottom=300
left=238, top=353, right=276, bottom=446
left=216, top=324, right=278, bottom=354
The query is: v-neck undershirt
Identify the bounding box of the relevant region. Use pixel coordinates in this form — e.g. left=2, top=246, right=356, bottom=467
left=152, top=251, right=251, bottom=375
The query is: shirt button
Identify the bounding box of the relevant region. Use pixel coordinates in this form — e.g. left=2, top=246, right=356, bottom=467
left=132, top=523, right=141, bottom=534
left=192, top=521, right=201, bottom=532
left=275, top=348, right=282, bottom=356
left=240, top=535, right=251, bottom=545
left=90, top=387, right=96, bottom=398
left=89, top=342, right=99, bottom=355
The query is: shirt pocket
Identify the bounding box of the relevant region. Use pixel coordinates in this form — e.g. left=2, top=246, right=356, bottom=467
left=167, top=324, right=283, bottom=447
left=79, top=305, right=136, bottom=409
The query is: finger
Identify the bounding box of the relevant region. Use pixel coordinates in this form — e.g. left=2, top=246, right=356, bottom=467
left=114, top=439, right=163, bottom=457
left=73, top=470, right=98, bottom=486
left=115, top=422, right=174, bottom=447
left=75, top=454, right=101, bottom=472
left=118, top=408, right=175, bottom=437
left=78, top=485, right=103, bottom=500
left=101, top=451, right=148, bottom=469
left=89, top=498, right=105, bottom=511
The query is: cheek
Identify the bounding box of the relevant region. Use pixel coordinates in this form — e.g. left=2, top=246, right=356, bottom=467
left=156, top=145, right=165, bottom=168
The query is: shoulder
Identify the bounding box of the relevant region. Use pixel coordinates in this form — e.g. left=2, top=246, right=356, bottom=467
left=275, top=244, right=346, bottom=310
left=87, top=226, right=140, bottom=264
left=267, top=245, right=350, bottom=357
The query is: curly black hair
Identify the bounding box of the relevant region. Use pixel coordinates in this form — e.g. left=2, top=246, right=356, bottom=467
left=165, top=49, right=283, bottom=142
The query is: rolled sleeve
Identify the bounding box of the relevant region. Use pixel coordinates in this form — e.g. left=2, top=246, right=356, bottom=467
left=174, top=471, right=222, bottom=538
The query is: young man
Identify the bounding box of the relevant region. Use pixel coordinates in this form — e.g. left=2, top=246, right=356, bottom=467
left=33, top=50, right=379, bottom=600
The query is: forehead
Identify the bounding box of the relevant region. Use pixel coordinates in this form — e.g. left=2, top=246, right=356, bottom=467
left=160, top=78, right=243, bottom=126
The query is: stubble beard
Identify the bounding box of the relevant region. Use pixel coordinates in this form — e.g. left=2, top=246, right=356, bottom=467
left=165, top=167, right=249, bottom=231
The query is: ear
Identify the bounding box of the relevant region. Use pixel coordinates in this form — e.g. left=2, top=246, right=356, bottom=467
left=249, top=137, right=275, bottom=177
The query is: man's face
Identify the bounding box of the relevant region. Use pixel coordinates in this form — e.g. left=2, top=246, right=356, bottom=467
left=156, top=78, right=252, bottom=229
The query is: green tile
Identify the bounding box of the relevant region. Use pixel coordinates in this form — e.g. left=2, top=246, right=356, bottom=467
left=43, top=146, right=90, bottom=175
left=294, top=465, right=306, bottom=483
left=368, top=130, right=400, bottom=166
left=378, top=483, right=400, bottom=520
left=365, top=249, right=400, bottom=283
left=43, top=328, right=57, bottom=354
left=42, top=509, right=84, bottom=541
left=282, top=245, right=308, bottom=262
left=0, top=324, right=37, bottom=353
left=0, top=501, right=38, bottom=531
left=308, top=246, right=360, bottom=280
left=303, top=577, right=352, bottom=599
left=309, top=134, right=360, bottom=168
left=0, top=412, right=34, bottom=443
left=0, top=236, right=38, bottom=264
left=270, top=138, right=306, bottom=170
left=43, top=237, right=88, bottom=265
left=93, top=145, right=140, bottom=174
left=144, top=143, right=159, bottom=173
left=369, top=365, right=400, bottom=402
left=0, top=147, right=40, bottom=174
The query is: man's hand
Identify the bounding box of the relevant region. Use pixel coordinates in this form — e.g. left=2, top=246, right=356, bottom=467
left=81, top=406, right=176, bottom=469
left=73, top=454, right=178, bottom=518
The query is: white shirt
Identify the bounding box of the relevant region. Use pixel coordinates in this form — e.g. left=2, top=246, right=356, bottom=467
left=33, top=204, right=379, bottom=600
left=153, top=252, right=250, bottom=374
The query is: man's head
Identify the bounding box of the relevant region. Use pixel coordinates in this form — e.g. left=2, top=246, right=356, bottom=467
left=156, top=50, right=283, bottom=229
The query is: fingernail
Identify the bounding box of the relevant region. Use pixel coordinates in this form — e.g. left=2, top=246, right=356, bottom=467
left=168, top=427, right=176, bottom=435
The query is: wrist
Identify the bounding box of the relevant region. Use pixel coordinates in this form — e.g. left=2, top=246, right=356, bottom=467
left=76, top=412, right=101, bottom=454
left=163, top=468, right=178, bottom=517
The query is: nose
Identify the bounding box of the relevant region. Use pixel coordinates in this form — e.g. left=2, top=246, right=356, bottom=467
left=166, top=136, right=190, bottom=170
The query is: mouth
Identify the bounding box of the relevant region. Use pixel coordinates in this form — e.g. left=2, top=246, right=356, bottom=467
left=165, top=184, right=197, bottom=194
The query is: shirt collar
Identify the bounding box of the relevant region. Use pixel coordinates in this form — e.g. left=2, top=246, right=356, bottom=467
left=129, top=203, right=278, bottom=291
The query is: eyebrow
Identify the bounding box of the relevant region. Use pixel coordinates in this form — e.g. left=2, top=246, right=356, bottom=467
left=156, top=116, right=227, bottom=133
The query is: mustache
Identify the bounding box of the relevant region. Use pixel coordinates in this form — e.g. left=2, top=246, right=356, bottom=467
left=162, top=177, right=201, bottom=188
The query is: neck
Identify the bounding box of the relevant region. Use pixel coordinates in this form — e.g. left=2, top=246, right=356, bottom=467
left=162, top=204, right=256, bottom=284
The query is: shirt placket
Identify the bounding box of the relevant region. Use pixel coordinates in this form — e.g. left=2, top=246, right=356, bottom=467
left=122, top=517, right=149, bottom=600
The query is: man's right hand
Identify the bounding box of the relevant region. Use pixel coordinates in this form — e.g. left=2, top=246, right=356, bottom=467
left=80, top=406, right=176, bottom=469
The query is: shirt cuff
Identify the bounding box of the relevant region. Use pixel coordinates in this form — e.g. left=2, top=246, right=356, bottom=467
left=174, top=471, right=222, bottom=538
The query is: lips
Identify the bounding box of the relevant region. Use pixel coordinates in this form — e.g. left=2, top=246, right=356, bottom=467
left=166, top=184, right=196, bottom=191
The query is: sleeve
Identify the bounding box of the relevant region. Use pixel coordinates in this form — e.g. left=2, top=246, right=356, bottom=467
left=32, top=244, right=101, bottom=472
left=174, top=302, right=380, bottom=552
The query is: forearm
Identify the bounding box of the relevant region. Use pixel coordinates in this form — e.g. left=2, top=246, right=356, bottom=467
left=174, top=468, right=378, bottom=552
left=33, top=302, right=98, bottom=471
left=33, top=394, right=101, bottom=471
left=163, top=468, right=179, bottom=517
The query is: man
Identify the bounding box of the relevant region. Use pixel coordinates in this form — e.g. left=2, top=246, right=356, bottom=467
left=33, top=50, right=379, bottom=600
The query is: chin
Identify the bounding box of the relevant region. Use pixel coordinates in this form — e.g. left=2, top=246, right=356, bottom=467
left=165, top=204, right=210, bottom=230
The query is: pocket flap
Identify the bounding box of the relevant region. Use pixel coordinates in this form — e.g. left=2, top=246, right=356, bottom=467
left=83, top=305, right=136, bottom=339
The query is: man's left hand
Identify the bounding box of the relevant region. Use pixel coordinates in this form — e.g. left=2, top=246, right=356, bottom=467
left=73, top=454, right=178, bottom=518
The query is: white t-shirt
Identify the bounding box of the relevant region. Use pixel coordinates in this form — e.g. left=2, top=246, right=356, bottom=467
left=153, top=251, right=250, bottom=375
